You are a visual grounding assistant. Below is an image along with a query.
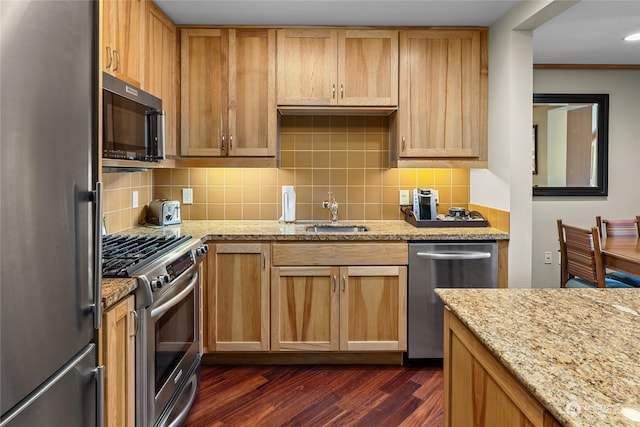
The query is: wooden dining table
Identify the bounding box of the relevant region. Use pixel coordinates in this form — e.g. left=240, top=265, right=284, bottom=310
left=601, top=236, right=640, bottom=276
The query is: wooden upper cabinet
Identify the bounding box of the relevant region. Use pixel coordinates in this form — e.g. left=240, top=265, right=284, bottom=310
left=180, top=28, right=276, bottom=158
left=101, top=0, right=146, bottom=87
left=146, top=2, right=176, bottom=157
left=397, top=29, right=488, bottom=162
left=277, top=28, right=398, bottom=106
left=339, top=30, right=398, bottom=106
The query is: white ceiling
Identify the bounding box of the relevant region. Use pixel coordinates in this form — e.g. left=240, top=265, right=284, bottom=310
left=155, top=0, right=640, bottom=65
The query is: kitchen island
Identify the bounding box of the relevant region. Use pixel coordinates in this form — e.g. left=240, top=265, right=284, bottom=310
left=436, top=288, right=640, bottom=427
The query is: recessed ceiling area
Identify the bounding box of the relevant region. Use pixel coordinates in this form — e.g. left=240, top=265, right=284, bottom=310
left=154, top=0, right=640, bottom=65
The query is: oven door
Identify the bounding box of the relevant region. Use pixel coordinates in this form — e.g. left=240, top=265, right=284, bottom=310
left=142, top=264, right=201, bottom=427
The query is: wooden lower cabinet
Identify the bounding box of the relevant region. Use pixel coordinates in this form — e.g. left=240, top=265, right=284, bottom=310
left=444, top=308, right=561, bottom=427
left=204, top=242, right=270, bottom=351
left=271, top=243, right=407, bottom=352
left=99, top=294, right=135, bottom=427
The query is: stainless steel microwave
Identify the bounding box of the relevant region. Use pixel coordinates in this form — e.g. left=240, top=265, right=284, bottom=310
left=102, top=73, right=165, bottom=162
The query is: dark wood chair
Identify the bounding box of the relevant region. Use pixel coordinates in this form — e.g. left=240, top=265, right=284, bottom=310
left=595, top=215, right=640, bottom=287
left=557, top=219, right=633, bottom=288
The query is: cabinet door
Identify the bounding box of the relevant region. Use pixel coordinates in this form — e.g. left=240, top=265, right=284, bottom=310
left=181, top=29, right=228, bottom=156
left=271, top=266, right=339, bottom=351
left=101, top=0, right=145, bottom=87
left=338, top=30, right=398, bottom=106
left=340, top=266, right=407, bottom=351
left=445, top=310, right=552, bottom=427
left=115, top=0, right=145, bottom=87
left=208, top=243, right=270, bottom=351
left=101, top=295, right=135, bottom=427
left=398, top=29, right=486, bottom=159
left=146, top=3, right=176, bottom=157
left=101, top=0, right=118, bottom=77
left=228, top=28, right=277, bottom=157
left=276, top=28, right=338, bottom=105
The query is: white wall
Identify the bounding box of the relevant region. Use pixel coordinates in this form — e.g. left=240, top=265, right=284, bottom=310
left=531, top=69, right=640, bottom=288
left=473, top=0, right=576, bottom=288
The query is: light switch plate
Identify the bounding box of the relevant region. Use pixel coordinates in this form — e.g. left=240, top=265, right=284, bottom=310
left=182, top=188, right=193, bottom=205
left=132, top=191, right=138, bottom=208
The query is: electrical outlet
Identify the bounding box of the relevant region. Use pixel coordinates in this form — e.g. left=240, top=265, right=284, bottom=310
left=544, top=251, right=552, bottom=264
left=399, top=190, right=410, bottom=205
left=132, top=191, right=138, bottom=208
left=182, top=188, right=193, bottom=205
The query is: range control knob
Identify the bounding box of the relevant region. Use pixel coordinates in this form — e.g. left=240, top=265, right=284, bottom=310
left=150, top=279, right=163, bottom=291
left=161, top=274, right=170, bottom=284
left=196, top=244, right=209, bottom=256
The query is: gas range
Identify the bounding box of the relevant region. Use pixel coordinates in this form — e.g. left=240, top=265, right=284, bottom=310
left=102, top=234, right=193, bottom=278
left=101, top=233, right=208, bottom=427
left=102, top=234, right=208, bottom=308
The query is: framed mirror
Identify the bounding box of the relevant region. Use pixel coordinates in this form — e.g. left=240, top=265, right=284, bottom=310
left=532, top=93, right=609, bottom=197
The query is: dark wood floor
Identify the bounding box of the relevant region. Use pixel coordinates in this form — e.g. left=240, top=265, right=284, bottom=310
left=182, top=364, right=444, bottom=427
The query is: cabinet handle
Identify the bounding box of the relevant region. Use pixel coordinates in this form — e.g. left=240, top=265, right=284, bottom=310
left=113, top=50, right=119, bottom=72
left=105, top=46, right=112, bottom=69
left=340, top=84, right=344, bottom=99
left=332, top=84, right=336, bottom=99
left=221, top=135, right=225, bottom=152
left=332, top=275, right=337, bottom=292
left=263, top=253, right=266, bottom=270
left=341, top=275, right=346, bottom=292
left=402, top=136, right=406, bottom=151
left=130, top=310, right=138, bottom=337
left=229, top=135, right=233, bottom=150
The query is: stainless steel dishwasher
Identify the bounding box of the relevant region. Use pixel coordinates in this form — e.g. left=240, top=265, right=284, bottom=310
left=407, top=242, right=498, bottom=360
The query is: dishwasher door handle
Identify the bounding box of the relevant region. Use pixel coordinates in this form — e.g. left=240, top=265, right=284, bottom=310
left=416, top=251, right=492, bottom=261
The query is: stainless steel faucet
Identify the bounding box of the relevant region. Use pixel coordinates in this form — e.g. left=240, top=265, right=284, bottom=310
left=322, top=193, right=339, bottom=224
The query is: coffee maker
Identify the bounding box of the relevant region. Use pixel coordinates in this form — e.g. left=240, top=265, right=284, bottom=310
left=412, top=188, right=438, bottom=220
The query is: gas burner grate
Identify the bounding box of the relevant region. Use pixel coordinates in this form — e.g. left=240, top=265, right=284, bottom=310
left=102, top=234, right=192, bottom=277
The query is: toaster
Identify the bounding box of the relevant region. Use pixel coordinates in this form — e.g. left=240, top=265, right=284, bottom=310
left=147, top=200, right=181, bottom=226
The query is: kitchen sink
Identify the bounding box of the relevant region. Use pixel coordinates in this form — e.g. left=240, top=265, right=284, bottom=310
left=305, top=225, right=369, bottom=233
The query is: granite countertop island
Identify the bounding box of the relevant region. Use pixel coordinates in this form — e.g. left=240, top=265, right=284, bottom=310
left=436, top=288, right=640, bottom=427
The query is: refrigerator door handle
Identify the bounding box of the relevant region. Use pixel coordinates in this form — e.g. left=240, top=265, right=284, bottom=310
left=91, top=182, right=103, bottom=330
left=416, top=251, right=492, bottom=261
left=95, top=365, right=105, bottom=427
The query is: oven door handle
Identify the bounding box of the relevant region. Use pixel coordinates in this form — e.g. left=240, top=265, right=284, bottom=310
left=150, top=272, right=198, bottom=319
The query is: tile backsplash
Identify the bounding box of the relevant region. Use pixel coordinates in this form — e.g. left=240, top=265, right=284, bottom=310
left=103, top=115, right=509, bottom=233
left=103, top=170, right=153, bottom=234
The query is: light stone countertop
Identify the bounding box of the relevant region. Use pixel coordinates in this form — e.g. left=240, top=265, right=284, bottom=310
left=101, top=277, right=137, bottom=310
left=436, top=288, right=640, bottom=427
left=123, top=219, right=509, bottom=242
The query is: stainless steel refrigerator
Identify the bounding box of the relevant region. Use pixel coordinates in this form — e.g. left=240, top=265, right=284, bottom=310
left=1, top=1, right=103, bottom=426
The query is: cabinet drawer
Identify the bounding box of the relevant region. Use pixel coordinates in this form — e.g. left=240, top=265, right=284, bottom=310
left=272, top=242, right=408, bottom=266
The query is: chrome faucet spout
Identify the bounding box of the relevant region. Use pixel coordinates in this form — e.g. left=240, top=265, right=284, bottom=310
left=322, top=193, right=339, bottom=224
